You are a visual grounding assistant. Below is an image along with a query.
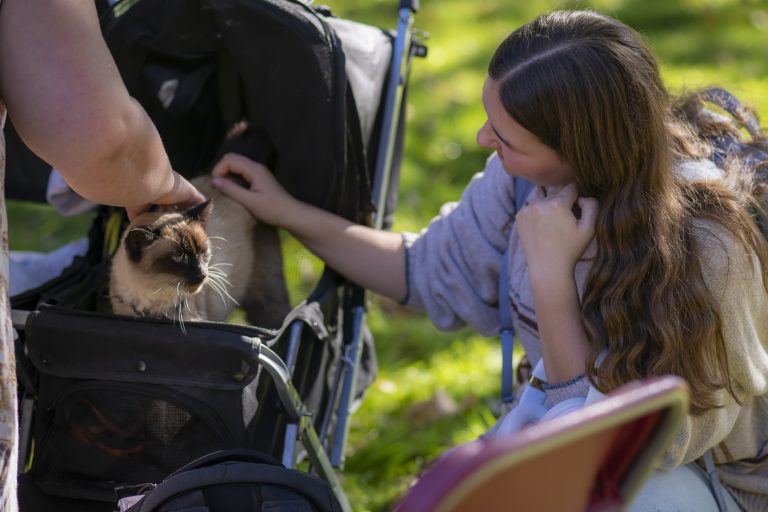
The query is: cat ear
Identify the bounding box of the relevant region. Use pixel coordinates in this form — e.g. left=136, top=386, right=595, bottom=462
left=125, top=228, right=156, bottom=262
left=186, top=200, right=213, bottom=227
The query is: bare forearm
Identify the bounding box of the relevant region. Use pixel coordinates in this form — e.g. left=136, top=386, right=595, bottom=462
left=0, top=0, right=176, bottom=208
left=529, top=267, right=590, bottom=383
left=281, top=200, right=407, bottom=301
left=53, top=100, right=176, bottom=208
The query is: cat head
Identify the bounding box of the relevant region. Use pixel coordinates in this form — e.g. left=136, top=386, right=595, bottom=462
left=121, top=200, right=214, bottom=294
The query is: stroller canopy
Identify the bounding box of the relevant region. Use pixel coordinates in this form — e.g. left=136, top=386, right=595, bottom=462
left=100, top=0, right=394, bottom=221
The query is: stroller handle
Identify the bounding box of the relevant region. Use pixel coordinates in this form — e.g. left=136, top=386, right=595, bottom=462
left=400, top=0, right=419, bottom=13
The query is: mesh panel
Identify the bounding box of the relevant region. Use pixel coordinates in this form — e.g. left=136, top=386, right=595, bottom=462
left=36, top=386, right=232, bottom=501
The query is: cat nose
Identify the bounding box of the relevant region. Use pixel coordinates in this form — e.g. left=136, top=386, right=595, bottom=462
left=188, top=264, right=208, bottom=285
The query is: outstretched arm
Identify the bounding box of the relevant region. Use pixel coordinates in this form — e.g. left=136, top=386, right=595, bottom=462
left=0, top=0, right=205, bottom=218
left=211, top=153, right=407, bottom=301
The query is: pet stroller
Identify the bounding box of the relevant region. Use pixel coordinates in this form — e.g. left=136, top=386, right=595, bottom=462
left=8, top=0, right=426, bottom=510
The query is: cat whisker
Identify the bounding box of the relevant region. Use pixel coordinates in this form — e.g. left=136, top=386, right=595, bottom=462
left=185, top=296, right=193, bottom=314
left=207, top=274, right=239, bottom=307
left=171, top=282, right=189, bottom=335
left=175, top=284, right=189, bottom=335
left=208, top=270, right=234, bottom=288
left=210, top=279, right=237, bottom=298
left=204, top=278, right=228, bottom=307
left=208, top=269, right=232, bottom=282
left=211, top=286, right=229, bottom=308
left=207, top=277, right=231, bottom=301
left=208, top=236, right=227, bottom=242
left=177, top=300, right=187, bottom=335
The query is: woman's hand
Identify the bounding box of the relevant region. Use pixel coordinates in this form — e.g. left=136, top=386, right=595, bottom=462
left=211, top=152, right=408, bottom=300
left=516, top=183, right=599, bottom=277
left=517, top=183, right=598, bottom=383
left=210, top=153, right=298, bottom=227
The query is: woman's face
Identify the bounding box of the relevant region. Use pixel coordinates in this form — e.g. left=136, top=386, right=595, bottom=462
left=477, top=78, right=574, bottom=187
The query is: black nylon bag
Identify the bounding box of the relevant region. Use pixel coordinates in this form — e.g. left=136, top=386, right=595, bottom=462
left=121, top=449, right=343, bottom=512
left=99, top=0, right=382, bottom=222
left=18, top=302, right=337, bottom=511
left=21, top=306, right=272, bottom=502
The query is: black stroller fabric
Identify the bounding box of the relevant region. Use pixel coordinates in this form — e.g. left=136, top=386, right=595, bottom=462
left=100, top=0, right=393, bottom=222
left=24, top=306, right=269, bottom=501
left=18, top=300, right=350, bottom=511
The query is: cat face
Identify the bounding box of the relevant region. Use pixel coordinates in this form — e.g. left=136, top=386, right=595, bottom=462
left=122, top=201, right=214, bottom=294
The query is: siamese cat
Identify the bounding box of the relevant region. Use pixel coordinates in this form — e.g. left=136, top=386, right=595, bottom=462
left=109, top=176, right=291, bottom=330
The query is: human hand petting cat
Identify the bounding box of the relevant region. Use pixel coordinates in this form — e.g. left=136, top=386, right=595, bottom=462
left=210, top=153, right=297, bottom=226
left=126, top=170, right=207, bottom=220
left=515, top=183, right=599, bottom=278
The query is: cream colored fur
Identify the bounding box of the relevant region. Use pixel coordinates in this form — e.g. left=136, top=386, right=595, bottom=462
left=110, top=175, right=290, bottom=328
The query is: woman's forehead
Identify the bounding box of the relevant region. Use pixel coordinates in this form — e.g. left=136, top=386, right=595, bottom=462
left=483, top=79, right=541, bottom=145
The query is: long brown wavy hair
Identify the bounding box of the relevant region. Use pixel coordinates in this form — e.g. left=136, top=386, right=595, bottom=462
left=489, top=10, right=768, bottom=414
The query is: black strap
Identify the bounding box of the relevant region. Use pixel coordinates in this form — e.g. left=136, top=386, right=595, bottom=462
left=128, top=461, right=340, bottom=512
left=165, top=449, right=283, bottom=479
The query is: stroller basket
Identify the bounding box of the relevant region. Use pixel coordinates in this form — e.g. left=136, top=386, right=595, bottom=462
left=15, top=300, right=350, bottom=510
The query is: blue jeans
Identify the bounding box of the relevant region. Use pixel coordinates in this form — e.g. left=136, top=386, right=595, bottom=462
left=628, top=463, right=742, bottom=512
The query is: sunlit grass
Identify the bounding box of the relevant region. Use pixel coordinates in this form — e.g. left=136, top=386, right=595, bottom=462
left=6, top=201, right=92, bottom=252
left=328, top=1, right=768, bottom=510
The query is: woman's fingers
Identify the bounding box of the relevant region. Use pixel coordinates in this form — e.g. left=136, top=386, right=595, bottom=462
left=210, top=173, right=257, bottom=205
left=577, top=196, right=599, bottom=228
left=211, top=153, right=266, bottom=185
left=555, top=183, right=579, bottom=205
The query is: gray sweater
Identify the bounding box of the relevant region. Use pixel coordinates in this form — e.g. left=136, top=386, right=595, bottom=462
left=403, top=153, right=768, bottom=508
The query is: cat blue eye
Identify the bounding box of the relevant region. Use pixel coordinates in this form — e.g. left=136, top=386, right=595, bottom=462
left=171, top=252, right=188, bottom=264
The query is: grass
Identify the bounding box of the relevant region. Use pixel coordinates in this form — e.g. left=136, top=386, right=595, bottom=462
left=6, top=0, right=768, bottom=510
left=329, top=1, right=768, bottom=510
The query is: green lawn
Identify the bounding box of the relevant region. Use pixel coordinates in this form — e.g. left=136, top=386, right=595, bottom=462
left=328, top=1, right=768, bottom=510
left=6, top=0, right=768, bottom=510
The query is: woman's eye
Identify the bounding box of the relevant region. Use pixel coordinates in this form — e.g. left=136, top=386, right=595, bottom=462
left=171, top=252, right=187, bottom=264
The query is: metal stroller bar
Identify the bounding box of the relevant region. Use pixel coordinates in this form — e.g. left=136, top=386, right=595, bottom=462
left=330, top=302, right=366, bottom=468
left=280, top=320, right=304, bottom=472
left=284, top=320, right=305, bottom=374
left=371, top=0, right=422, bottom=229
left=317, top=0, right=426, bottom=472
left=256, top=341, right=353, bottom=512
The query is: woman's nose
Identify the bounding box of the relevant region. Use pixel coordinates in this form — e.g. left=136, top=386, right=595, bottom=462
left=476, top=121, right=494, bottom=149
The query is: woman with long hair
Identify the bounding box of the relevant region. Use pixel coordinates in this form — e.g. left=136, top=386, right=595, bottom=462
left=212, top=10, right=768, bottom=510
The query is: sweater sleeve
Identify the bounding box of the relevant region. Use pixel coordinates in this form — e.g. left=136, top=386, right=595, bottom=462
left=660, top=221, right=768, bottom=468
left=401, top=154, right=518, bottom=336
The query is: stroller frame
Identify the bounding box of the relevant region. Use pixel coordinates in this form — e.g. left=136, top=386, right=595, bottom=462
left=11, top=1, right=426, bottom=511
